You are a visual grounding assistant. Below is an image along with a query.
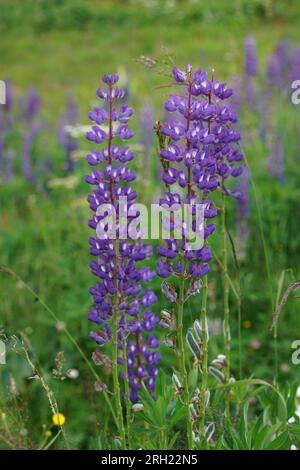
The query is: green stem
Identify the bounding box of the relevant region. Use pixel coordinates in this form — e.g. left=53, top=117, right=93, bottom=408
left=221, top=184, right=231, bottom=416
left=122, top=337, right=132, bottom=449
left=112, top=241, right=126, bottom=449
left=198, top=274, right=208, bottom=437
left=177, top=274, right=193, bottom=449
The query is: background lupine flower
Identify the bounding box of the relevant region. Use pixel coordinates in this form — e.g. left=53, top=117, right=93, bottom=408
left=21, top=123, right=42, bottom=183
left=21, top=87, right=40, bottom=122
left=57, top=96, right=79, bottom=174
left=86, top=73, right=159, bottom=402
left=266, top=54, right=285, bottom=90
left=289, top=48, right=300, bottom=83
left=268, top=136, right=285, bottom=183
left=139, top=101, right=154, bottom=195
left=234, top=166, right=250, bottom=261
left=3, top=78, right=13, bottom=113
left=157, top=65, right=243, bottom=283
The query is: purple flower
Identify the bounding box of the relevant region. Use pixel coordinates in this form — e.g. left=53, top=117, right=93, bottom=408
left=21, top=87, right=40, bottom=121
left=86, top=73, right=159, bottom=402
left=268, top=136, right=284, bottom=183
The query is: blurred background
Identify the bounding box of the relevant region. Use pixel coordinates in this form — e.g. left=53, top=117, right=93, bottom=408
left=0, top=0, right=300, bottom=449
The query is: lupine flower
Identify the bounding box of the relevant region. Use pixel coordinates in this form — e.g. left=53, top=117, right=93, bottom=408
left=21, top=87, right=40, bottom=121
left=86, top=73, right=159, bottom=402
left=244, top=36, right=258, bottom=77
left=289, top=49, right=300, bottom=83
left=244, top=36, right=258, bottom=107
left=268, top=136, right=285, bottom=183
left=57, top=96, right=79, bottom=174
left=22, top=123, right=42, bottom=183
left=157, top=65, right=243, bottom=283
left=139, top=101, right=154, bottom=165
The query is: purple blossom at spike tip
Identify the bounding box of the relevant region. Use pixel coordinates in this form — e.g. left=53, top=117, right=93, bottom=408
left=268, top=136, right=285, bottom=183
left=86, top=73, right=159, bottom=402
left=157, top=64, right=243, bottom=283
left=234, top=166, right=249, bottom=261
left=57, top=96, right=79, bottom=174
left=244, top=36, right=258, bottom=77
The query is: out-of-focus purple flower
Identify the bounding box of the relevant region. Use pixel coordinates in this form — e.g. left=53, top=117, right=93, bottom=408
left=57, top=96, right=79, bottom=174
left=268, top=136, right=285, bottom=183
left=266, top=54, right=285, bottom=90
left=289, top=49, right=300, bottom=83
left=244, top=36, right=258, bottom=77
left=21, top=87, right=40, bottom=121
left=157, top=64, right=243, bottom=283
left=22, top=123, right=42, bottom=183
left=86, top=74, right=159, bottom=402
left=234, top=167, right=250, bottom=261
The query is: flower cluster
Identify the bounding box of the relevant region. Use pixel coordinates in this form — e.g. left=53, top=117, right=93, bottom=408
left=157, top=65, right=243, bottom=282
left=86, top=73, right=159, bottom=402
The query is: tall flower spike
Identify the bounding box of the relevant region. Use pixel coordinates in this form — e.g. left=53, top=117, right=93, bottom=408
left=86, top=74, right=159, bottom=408
left=157, top=64, right=243, bottom=445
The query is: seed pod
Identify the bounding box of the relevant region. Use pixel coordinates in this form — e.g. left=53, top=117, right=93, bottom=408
left=189, top=403, right=198, bottom=421
left=204, top=422, right=215, bottom=443
left=186, top=329, right=202, bottom=361
left=172, top=372, right=182, bottom=392
left=208, top=366, right=225, bottom=383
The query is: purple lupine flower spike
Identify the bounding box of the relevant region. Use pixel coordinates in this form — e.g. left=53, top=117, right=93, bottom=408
left=86, top=74, right=159, bottom=402
left=3, top=78, right=13, bottom=113
left=139, top=101, right=154, bottom=194
left=244, top=36, right=258, bottom=77
left=289, top=49, right=300, bottom=84
left=22, top=123, right=42, bottom=183
left=58, top=96, right=79, bottom=174
left=21, top=87, right=40, bottom=121
left=244, top=36, right=258, bottom=107
left=234, top=166, right=249, bottom=261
